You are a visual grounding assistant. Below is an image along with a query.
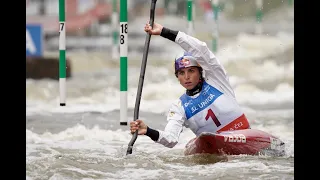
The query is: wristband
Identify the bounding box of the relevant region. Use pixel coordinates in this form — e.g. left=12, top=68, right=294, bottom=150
left=160, top=27, right=178, bottom=42
left=145, top=126, right=160, bottom=141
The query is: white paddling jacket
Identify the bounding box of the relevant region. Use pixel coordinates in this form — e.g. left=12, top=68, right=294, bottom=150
left=156, top=31, right=250, bottom=148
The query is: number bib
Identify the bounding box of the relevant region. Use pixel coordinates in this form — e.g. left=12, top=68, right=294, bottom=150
left=180, top=81, right=245, bottom=136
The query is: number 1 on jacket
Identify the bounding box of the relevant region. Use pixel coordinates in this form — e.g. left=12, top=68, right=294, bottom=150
left=205, top=109, right=221, bottom=127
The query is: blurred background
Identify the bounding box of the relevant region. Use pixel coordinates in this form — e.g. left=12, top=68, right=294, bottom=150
left=26, top=0, right=293, bottom=54
left=26, top=1, right=294, bottom=179
left=26, top=0, right=294, bottom=111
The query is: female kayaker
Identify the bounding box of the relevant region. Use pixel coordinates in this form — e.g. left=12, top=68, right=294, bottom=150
left=130, top=22, right=251, bottom=148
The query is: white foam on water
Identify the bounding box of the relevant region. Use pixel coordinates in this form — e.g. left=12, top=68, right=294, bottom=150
left=27, top=124, right=131, bottom=142
left=232, top=60, right=293, bottom=82
left=26, top=121, right=293, bottom=179
left=26, top=80, right=293, bottom=115
left=48, top=174, right=72, bottom=180
left=26, top=176, right=33, bottom=180
left=235, top=82, right=294, bottom=105
left=26, top=124, right=133, bottom=159
left=217, top=32, right=294, bottom=64
left=114, top=168, right=164, bottom=180
left=25, top=123, right=194, bottom=156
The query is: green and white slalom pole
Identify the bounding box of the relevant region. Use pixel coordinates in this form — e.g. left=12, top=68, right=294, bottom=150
left=288, top=0, right=293, bottom=6
left=212, top=0, right=219, bottom=53
left=187, top=0, right=194, bottom=35
left=120, top=0, right=128, bottom=126
left=255, top=0, right=263, bottom=35
left=112, top=0, right=119, bottom=60
left=59, top=0, right=66, bottom=106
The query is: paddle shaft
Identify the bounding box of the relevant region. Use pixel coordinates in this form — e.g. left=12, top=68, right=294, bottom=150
left=126, top=0, right=157, bottom=155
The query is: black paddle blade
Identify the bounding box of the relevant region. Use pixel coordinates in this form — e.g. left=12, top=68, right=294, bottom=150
left=126, top=145, right=133, bottom=155
left=126, top=0, right=158, bottom=155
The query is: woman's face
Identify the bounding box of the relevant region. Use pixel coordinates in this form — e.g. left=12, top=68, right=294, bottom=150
left=177, top=66, right=201, bottom=90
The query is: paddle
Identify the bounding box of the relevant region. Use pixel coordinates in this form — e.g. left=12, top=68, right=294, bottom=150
left=126, top=0, right=158, bottom=155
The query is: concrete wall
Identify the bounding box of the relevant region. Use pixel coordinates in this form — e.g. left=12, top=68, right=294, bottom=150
left=26, top=57, right=71, bottom=80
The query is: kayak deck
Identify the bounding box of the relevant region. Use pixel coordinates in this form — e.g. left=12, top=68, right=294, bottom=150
left=184, top=129, right=285, bottom=156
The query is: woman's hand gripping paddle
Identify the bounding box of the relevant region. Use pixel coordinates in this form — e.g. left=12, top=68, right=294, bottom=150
left=126, top=0, right=158, bottom=155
